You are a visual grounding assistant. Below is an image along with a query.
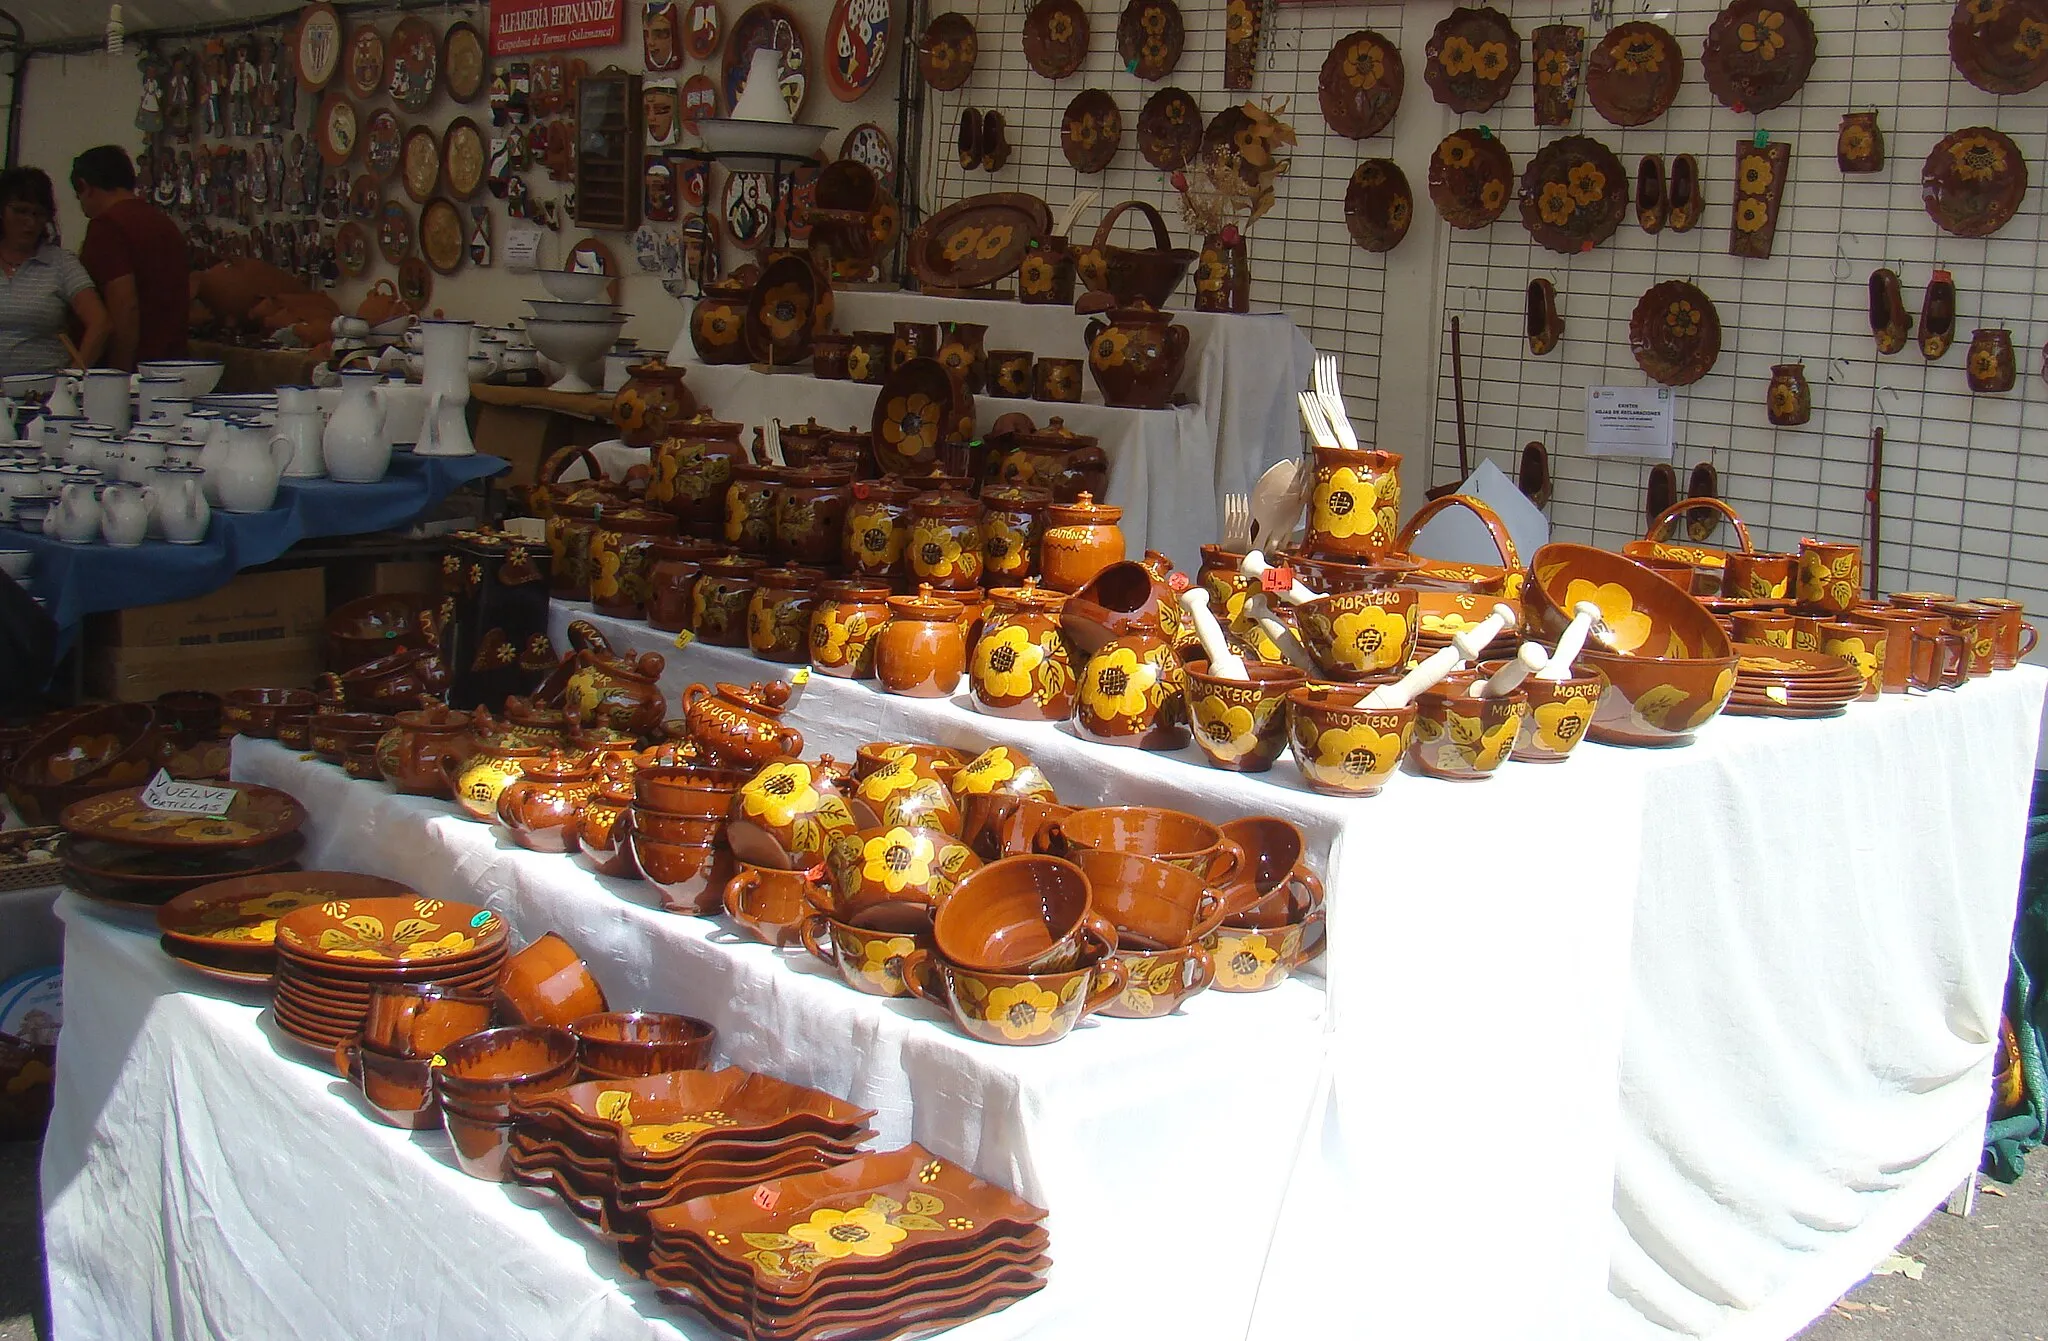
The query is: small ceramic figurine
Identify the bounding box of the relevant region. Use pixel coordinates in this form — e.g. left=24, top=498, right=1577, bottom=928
left=136, top=53, right=166, bottom=133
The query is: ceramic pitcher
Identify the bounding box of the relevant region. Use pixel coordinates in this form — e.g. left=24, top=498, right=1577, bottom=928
left=145, top=464, right=210, bottom=544
left=42, top=481, right=101, bottom=542
left=213, top=423, right=293, bottom=513
left=98, top=483, right=149, bottom=546
left=324, top=371, right=393, bottom=482
left=275, top=385, right=327, bottom=478
left=416, top=320, right=478, bottom=457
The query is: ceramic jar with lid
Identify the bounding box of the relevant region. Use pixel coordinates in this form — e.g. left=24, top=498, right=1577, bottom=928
left=876, top=585, right=967, bottom=697
left=810, top=579, right=893, bottom=678
left=654, top=414, right=746, bottom=533
left=747, top=567, right=825, bottom=664
left=646, top=539, right=703, bottom=633
left=444, top=737, right=547, bottom=822
left=1072, top=631, right=1186, bottom=750
left=980, top=486, right=1050, bottom=583
left=984, top=417, right=1108, bottom=504
left=559, top=643, right=667, bottom=738
left=1085, top=303, right=1190, bottom=410
left=689, top=276, right=753, bottom=366
left=906, top=491, right=984, bottom=592
left=841, top=478, right=919, bottom=578
left=772, top=466, right=854, bottom=567
left=778, top=418, right=835, bottom=467
left=496, top=749, right=602, bottom=852
left=692, top=554, right=764, bottom=646
left=441, top=531, right=554, bottom=711
left=588, top=505, right=679, bottom=620
left=724, top=462, right=783, bottom=557
left=612, top=361, right=694, bottom=448
left=546, top=500, right=604, bottom=600
left=825, top=429, right=877, bottom=479
left=1041, top=492, right=1125, bottom=594
left=970, top=584, right=1076, bottom=720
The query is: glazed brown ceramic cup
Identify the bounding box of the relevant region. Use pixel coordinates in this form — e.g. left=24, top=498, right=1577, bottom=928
left=627, top=831, right=736, bottom=914
left=818, top=825, right=982, bottom=935
left=1044, top=806, right=1245, bottom=888
left=1790, top=614, right=1824, bottom=650
left=1721, top=551, right=1797, bottom=602
left=1841, top=611, right=1955, bottom=693
left=931, top=854, right=1117, bottom=976
left=1183, top=660, right=1309, bottom=772
left=1971, top=597, right=2038, bottom=669
left=334, top=1038, right=441, bottom=1128
left=988, top=349, right=1033, bottom=398
left=961, top=794, right=1070, bottom=863
left=1068, top=847, right=1230, bottom=951
left=442, top=1106, right=520, bottom=1181
left=1935, top=601, right=2001, bottom=678
left=432, top=1025, right=578, bottom=1112
left=1285, top=686, right=1416, bottom=797
left=1505, top=667, right=1607, bottom=764
left=1217, top=816, right=1325, bottom=927
left=889, top=321, right=939, bottom=371
left=1820, top=621, right=1886, bottom=700
left=1033, top=357, right=1084, bottom=403
left=1204, top=910, right=1327, bottom=993
left=1098, top=942, right=1216, bottom=1019
left=495, top=933, right=609, bottom=1029
left=799, top=913, right=925, bottom=997
left=900, top=946, right=1125, bottom=1046
left=568, top=1010, right=716, bottom=1079
left=1796, top=539, right=1864, bottom=613
left=634, top=763, right=753, bottom=815
left=359, top=983, right=495, bottom=1059
left=721, top=863, right=818, bottom=947
left=1729, top=612, right=1794, bottom=647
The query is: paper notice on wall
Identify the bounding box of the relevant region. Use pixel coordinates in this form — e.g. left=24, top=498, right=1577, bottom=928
left=1585, top=386, right=1675, bottom=459
left=505, top=224, right=544, bottom=273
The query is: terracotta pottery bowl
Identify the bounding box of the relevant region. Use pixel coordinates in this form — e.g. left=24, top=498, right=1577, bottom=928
left=274, top=709, right=315, bottom=750
left=901, top=946, right=1125, bottom=1046
left=1484, top=663, right=1607, bottom=763
left=1098, top=941, right=1215, bottom=1019
left=359, top=982, right=494, bottom=1058
left=495, top=933, right=609, bottom=1028
left=1183, top=660, right=1308, bottom=773
left=628, top=831, right=736, bottom=914
left=336, top=1038, right=441, bottom=1129
left=1204, top=910, right=1326, bottom=993
left=1044, top=805, right=1244, bottom=887
left=1294, top=587, right=1421, bottom=679
left=1068, top=847, right=1229, bottom=950
left=1059, top=560, right=1170, bottom=655
left=634, top=763, right=753, bottom=815
left=221, top=687, right=319, bottom=738
left=931, top=854, right=1117, bottom=976
left=852, top=742, right=968, bottom=780
left=721, top=863, right=819, bottom=947
left=432, top=1025, right=578, bottom=1108
left=309, top=712, right=396, bottom=764
left=569, top=1010, right=716, bottom=1078
left=4, top=702, right=173, bottom=822
left=799, top=913, right=927, bottom=997
left=1286, top=551, right=1424, bottom=593
left=818, top=824, right=982, bottom=935
left=343, top=742, right=385, bottom=780
left=1218, top=816, right=1325, bottom=926
left=1411, top=672, right=1529, bottom=780
left=1576, top=647, right=1738, bottom=747
left=1284, top=685, right=1416, bottom=797
left=442, top=1106, right=521, bottom=1181
left=1525, top=543, right=1731, bottom=661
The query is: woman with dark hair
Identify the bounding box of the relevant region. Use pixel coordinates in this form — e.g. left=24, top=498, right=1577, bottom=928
left=0, top=166, right=110, bottom=377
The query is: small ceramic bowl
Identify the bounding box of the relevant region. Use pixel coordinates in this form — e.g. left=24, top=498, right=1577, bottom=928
left=1294, top=587, right=1421, bottom=679
left=432, top=1025, right=577, bottom=1111
left=1182, top=660, right=1308, bottom=772
left=569, top=1010, right=716, bottom=1079
left=1284, top=685, right=1416, bottom=797
left=495, top=934, right=608, bottom=1029
left=1410, top=671, right=1528, bottom=780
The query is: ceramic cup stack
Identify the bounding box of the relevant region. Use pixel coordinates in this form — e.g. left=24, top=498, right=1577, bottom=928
left=526, top=270, right=626, bottom=394
left=268, top=895, right=509, bottom=1055
left=626, top=764, right=751, bottom=914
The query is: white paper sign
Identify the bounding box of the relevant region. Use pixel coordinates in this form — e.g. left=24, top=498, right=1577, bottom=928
left=505, top=224, right=545, bottom=273
left=1585, top=386, right=1675, bottom=459
left=139, top=769, right=238, bottom=818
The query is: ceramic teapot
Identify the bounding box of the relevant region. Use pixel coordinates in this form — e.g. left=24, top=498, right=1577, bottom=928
left=1083, top=302, right=1189, bottom=410
left=42, top=481, right=101, bottom=543
left=680, top=680, right=805, bottom=766
left=213, top=422, right=294, bottom=513
left=324, top=370, right=393, bottom=483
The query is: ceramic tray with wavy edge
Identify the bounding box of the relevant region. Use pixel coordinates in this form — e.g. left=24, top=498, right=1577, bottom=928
left=1427, top=129, right=1514, bottom=229
left=1630, top=280, right=1723, bottom=387
left=443, top=117, right=487, bottom=198
left=59, top=782, right=306, bottom=851
left=908, top=192, right=1051, bottom=292
left=1061, top=89, right=1123, bottom=174
left=1586, top=21, right=1681, bottom=126
left=442, top=20, right=487, bottom=102
left=1023, top=0, right=1089, bottom=79
left=1924, top=126, right=2028, bottom=237
left=1702, top=0, right=1817, bottom=113
left=1423, top=6, right=1521, bottom=113
left=1344, top=159, right=1413, bottom=252
left=157, top=871, right=414, bottom=954
left=514, top=1067, right=876, bottom=1149
left=1519, top=134, right=1627, bottom=254
left=1950, top=0, right=2048, bottom=93
left=401, top=125, right=440, bottom=203
left=917, top=11, right=977, bottom=91
left=388, top=15, right=441, bottom=112
left=1137, top=87, right=1201, bottom=170
left=1117, top=0, right=1184, bottom=81
left=1320, top=29, right=1404, bottom=139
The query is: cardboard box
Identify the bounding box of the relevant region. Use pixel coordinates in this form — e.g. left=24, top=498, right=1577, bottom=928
left=87, top=638, right=321, bottom=702
left=88, top=568, right=325, bottom=649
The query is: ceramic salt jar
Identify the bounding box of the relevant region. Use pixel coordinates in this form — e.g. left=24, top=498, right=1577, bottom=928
left=1041, top=492, right=1125, bottom=594
left=980, top=486, right=1050, bottom=584
left=772, top=466, right=854, bottom=568
left=691, top=554, right=765, bottom=647
left=724, top=462, right=783, bottom=557
left=809, top=579, right=893, bottom=679
left=746, top=566, right=825, bottom=664
left=969, top=583, right=1075, bottom=720
left=876, top=585, right=967, bottom=698
left=588, top=505, right=679, bottom=620
left=906, top=491, right=984, bottom=592
left=841, top=479, right=919, bottom=578
left=496, top=749, right=602, bottom=852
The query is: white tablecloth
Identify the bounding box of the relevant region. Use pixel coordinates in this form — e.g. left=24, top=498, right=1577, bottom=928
left=662, top=290, right=1315, bottom=576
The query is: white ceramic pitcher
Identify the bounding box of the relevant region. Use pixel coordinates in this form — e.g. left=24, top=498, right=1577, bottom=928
left=83, top=369, right=131, bottom=433
left=42, top=480, right=101, bottom=542
left=145, top=463, right=210, bottom=544
left=324, top=371, right=394, bottom=482
left=99, top=483, right=149, bottom=546
left=213, top=422, right=293, bottom=513
left=415, top=320, right=478, bottom=458
left=276, top=385, right=327, bottom=478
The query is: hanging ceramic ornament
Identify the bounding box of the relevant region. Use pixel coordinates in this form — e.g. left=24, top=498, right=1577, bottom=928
left=646, top=0, right=684, bottom=71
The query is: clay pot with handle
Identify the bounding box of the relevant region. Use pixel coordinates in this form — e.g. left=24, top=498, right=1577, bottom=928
left=1622, top=497, right=1755, bottom=598
left=1388, top=492, right=1522, bottom=597
left=1083, top=200, right=1196, bottom=307
left=680, top=681, right=804, bottom=766
left=1084, top=301, right=1190, bottom=410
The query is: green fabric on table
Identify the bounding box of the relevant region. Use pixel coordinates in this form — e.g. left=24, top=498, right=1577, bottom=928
left=1985, top=769, right=2048, bottom=1181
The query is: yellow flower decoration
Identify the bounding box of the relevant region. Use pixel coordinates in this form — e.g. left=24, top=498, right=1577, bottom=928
left=1213, top=931, right=1279, bottom=990
left=811, top=610, right=853, bottom=663
left=954, top=746, right=1022, bottom=794
left=1567, top=162, right=1606, bottom=206
left=1069, top=114, right=1098, bottom=149
left=882, top=394, right=938, bottom=454
left=1225, top=0, right=1253, bottom=44
left=1769, top=383, right=1804, bottom=419
left=845, top=345, right=872, bottom=381
left=1609, top=34, right=1662, bottom=75
left=2017, top=18, right=2048, bottom=58
left=760, top=283, right=807, bottom=342
left=1310, top=720, right=1403, bottom=784
left=701, top=309, right=741, bottom=346
left=1971, top=348, right=2004, bottom=382
left=1630, top=685, right=1690, bottom=730
left=972, top=624, right=1046, bottom=700
left=1080, top=644, right=1159, bottom=720
left=1531, top=697, right=1592, bottom=753
left=1536, top=49, right=1570, bottom=86
left=1047, top=11, right=1073, bottom=42
left=982, top=981, right=1063, bottom=1041
left=174, top=818, right=260, bottom=842
left=860, top=756, right=923, bottom=801
left=1439, top=34, right=1476, bottom=76
left=940, top=226, right=983, bottom=262
left=741, top=761, right=821, bottom=829
left=1479, top=179, right=1506, bottom=213
left=1387, top=196, right=1411, bottom=231
left=1093, top=327, right=1130, bottom=367
left=1737, top=155, right=1773, bottom=194
left=862, top=827, right=936, bottom=894
left=1824, top=636, right=1880, bottom=685
left=1537, top=181, right=1575, bottom=227
left=1739, top=10, right=1786, bottom=59
left=981, top=513, right=1031, bottom=573
left=975, top=223, right=1014, bottom=260
left=856, top=933, right=918, bottom=990
left=788, top=1205, right=908, bottom=1260
left=1472, top=711, right=1521, bottom=769
left=1141, top=35, right=1167, bottom=64
left=1562, top=578, right=1653, bottom=653
left=1734, top=198, right=1770, bottom=234
left=1439, top=135, right=1475, bottom=170
left=1951, top=135, right=2008, bottom=182
left=1327, top=604, right=1409, bottom=671
left=1839, top=126, right=1873, bottom=161
left=1345, top=41, right=1384, bottom=90
left=1191, top=693, right=1259, bottom=762
left=1968, top=0, right=2007, bottom=20
left=845, top=503, right=904, bottom=565
left=909, top=518, right=969, bottom=578
left=1665, top=301, right=1701, bottom=337
left=1310, top=466, right=1372, bottom=539
left=1470, top=40, right=1509, bottom=80
left=927, top=43, right=952, bottom=72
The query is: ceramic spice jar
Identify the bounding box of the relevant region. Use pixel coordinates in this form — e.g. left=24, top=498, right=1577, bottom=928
left=723, top=461, right=783, bottom=557
left=496, top=749, right=602, bottom=852
left=776, top=417, right=836, bottom=467
left=876, top=584, right=968, bottom=697
left=1968, top=329, right=2016, bottom=393
left=988, top=350, right=1034, bottom=398
left=688, top=275, right=753, bottom=366
left=746, top=566, right=825, bottom=664
left=691, top=554, right=765, bottom=646
left=1073, top=630, right=1187, bottom=749
left=611, top=361, right=693, bottom=448
left=588, top=504, right=679, bottom=620
left=645, top=539, right=703, bottom=633
left=980, top=485, right=1050, bottom=583
left=906, top=490, right=985, bottom=592
left=1041, top=492, right=1125, bottom=594
left=1766, top=363, right=1811, bottom=426
left=970, top=583, right=1076, bottom=720
left=810, top=578, right=894, bottom=678
left=771, top=465, right=854, bottom=567
left=841, top=478, right=919, bottom=578
left=654, top=413, right=746, bottom=533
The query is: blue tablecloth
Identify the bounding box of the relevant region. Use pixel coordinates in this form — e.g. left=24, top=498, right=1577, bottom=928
left=5, top=452, right=507, bottom=639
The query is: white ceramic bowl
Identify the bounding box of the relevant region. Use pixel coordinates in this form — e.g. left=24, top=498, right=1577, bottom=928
left=0, top=549, right=31, bottom=579
left=696, top=118, right=832, bottom=160
left=138, top=360, right=226, bottom=398
left=528, top=298, right=621, bottom=322
left=526, top=317, right=625, bottom=394
left=539, top=269, right=614, bottom=303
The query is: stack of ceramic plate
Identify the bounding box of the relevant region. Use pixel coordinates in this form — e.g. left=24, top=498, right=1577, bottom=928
left=1722, top=643, right=1863, bottom=719
left=155, top=872, right=414, bottom=986
left=57, top=782, right=307, bottom=913
left=509, top=1068, right=878, bottom=1260
left=646, top=1144, right=1050, bottom=1341
left=270, top=895, right=508, bottom=1053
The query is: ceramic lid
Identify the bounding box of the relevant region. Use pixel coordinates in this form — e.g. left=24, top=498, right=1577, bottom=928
left=818, top=578, right=894, bottom=602
left=1046, top=491, right=1122, bottom=525
left=523, top=749, right=598, bottom=782
left=989, top=582, right=1067, bottom=613
left=910, top=489, right=983, bottom=517
left=778, top=465, right=855, bottom=487
left=597, top=504, right=679, bottom=534
left=674, top=411, right=745, bottom=440
left=888, top=584, right=966, bottom=620
left=983, top=485, right=1053, bottom=510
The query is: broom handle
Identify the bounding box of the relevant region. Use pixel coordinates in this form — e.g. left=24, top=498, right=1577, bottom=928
left=1866, top=426, right=1883, bottom=599
left=1450, top=316, right=1470, bottom=480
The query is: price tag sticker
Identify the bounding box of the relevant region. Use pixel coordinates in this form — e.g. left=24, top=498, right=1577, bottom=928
left=139, top=769, right=237, bottom=817
left=790, top=668, right=811, bottom=687
left=1260, top=565, right=1296, bottom=595
left=803, top=862, right=826, bottom=883
left=752, top=1185, right=780, bottom=1211
left=1166, top=570, right=1191, bottom=593
left=672, top=631, right=697, bottom=650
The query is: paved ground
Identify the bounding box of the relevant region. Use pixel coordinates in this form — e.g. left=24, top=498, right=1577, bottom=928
left=0, top=1135, right=2040, bottom=1339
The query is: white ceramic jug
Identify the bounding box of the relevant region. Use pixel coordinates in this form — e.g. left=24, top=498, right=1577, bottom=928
left=136, top=375, right=185, bottom=421
left=99, top=483, right=149, bottom=546
left=275, top=385, right=327, bottom=478
left=44, top=373, right=79, bottom=419
left=196, top=418, right=235, bottom=502
left=83, top=368, right=132, bottom=433
left=43, top=481, right=101, bottom=542
left=120, top=434, right=167, bottom=484
left=214, top=422, right=294, bottom=513
left=324, top=370, right=393, bottom=481
left=145, top=463, right=210, bottom=544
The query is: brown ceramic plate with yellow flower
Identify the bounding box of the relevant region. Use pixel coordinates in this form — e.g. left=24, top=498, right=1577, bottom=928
left=1519, top=134, right=1627, bottom=254
left=907, top=191, right=1051, bottom=292
left=60, top=782, right=307, bottom=852
left=274, top=894, right=505, bottom=969
left=1061, top=89, right=1122, bottom=174
left=1423, top=6, right=1521, bottom=113
left=1924, top=126, right=2028, bottom=237
left=1137, top=87, right=1201, bottom=170
left=420, top=198, right=466, bottom=275
left=918, top=11, right=977, bottom=92
left=1344, top=159, right=1413, bottom=253
left=744, top=253, right=818, bottom=365
left=1023, top=0, right=1088, bottom=80
left=1950, top=0, right=2048, bottom=93
left=1427, top=128, right=1514, bottom=229
left=872, top=357, right=967, bottom=476
left=1702, top=0, right=1817, bottom=113
left=1117, top=0, right=1183, bottom=81
left=1586, top=21, right=1682, bottom=126
left=1629, top=280, right=1722, bottom=387
left=1320, top=29, right=1403, bottom=139
left=158, top=871, right=415, bottom=964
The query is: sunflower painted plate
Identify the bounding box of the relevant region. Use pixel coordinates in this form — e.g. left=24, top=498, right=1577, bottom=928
left=60, top=782, right=306, bottom=852
left=1023, top=0, right=1089, bottom=80
left=1137, top=88, right=1201, bottom=170
left=1702, top=0, right=1817, bottom=113
left=918, top=11, right=977, bottom=92
left=274, top=895, right=505, bottom=968
left=1423, top=6, right=1521, bottom=113
left=907, top=192, right=1050, bottom=292
left=420, top=198, right=467, bottom=275
left=1427, top=129, right=1514, bottom=229
left=871, top=357, right=965, bottom=476
left=1950, top=0, right=2048, bottom=94
left=1519, top=134, right=1627, bottom=254
left=1061, top=89, right=1122, bottom=174
left=158, top=871, right=414, bottom=957
left=1629, top=280, right=1722, bottom=387
left=1344, top=159, right=1413, bottom=253
left=401, top=125, right=441, bottom=204
left=1320, top=29, right=1404, bottom=139
left=744, top=253, right=818, bottom=365
left=1924, top=126, right=2028, bottom=236
left=1586, top=21, right=1682, bottom=126
left=1117, top=0, right=1184, bottom=81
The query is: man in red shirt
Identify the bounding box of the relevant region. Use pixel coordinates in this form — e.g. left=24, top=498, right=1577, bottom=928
left=70, top=144, right=189, bottom=369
